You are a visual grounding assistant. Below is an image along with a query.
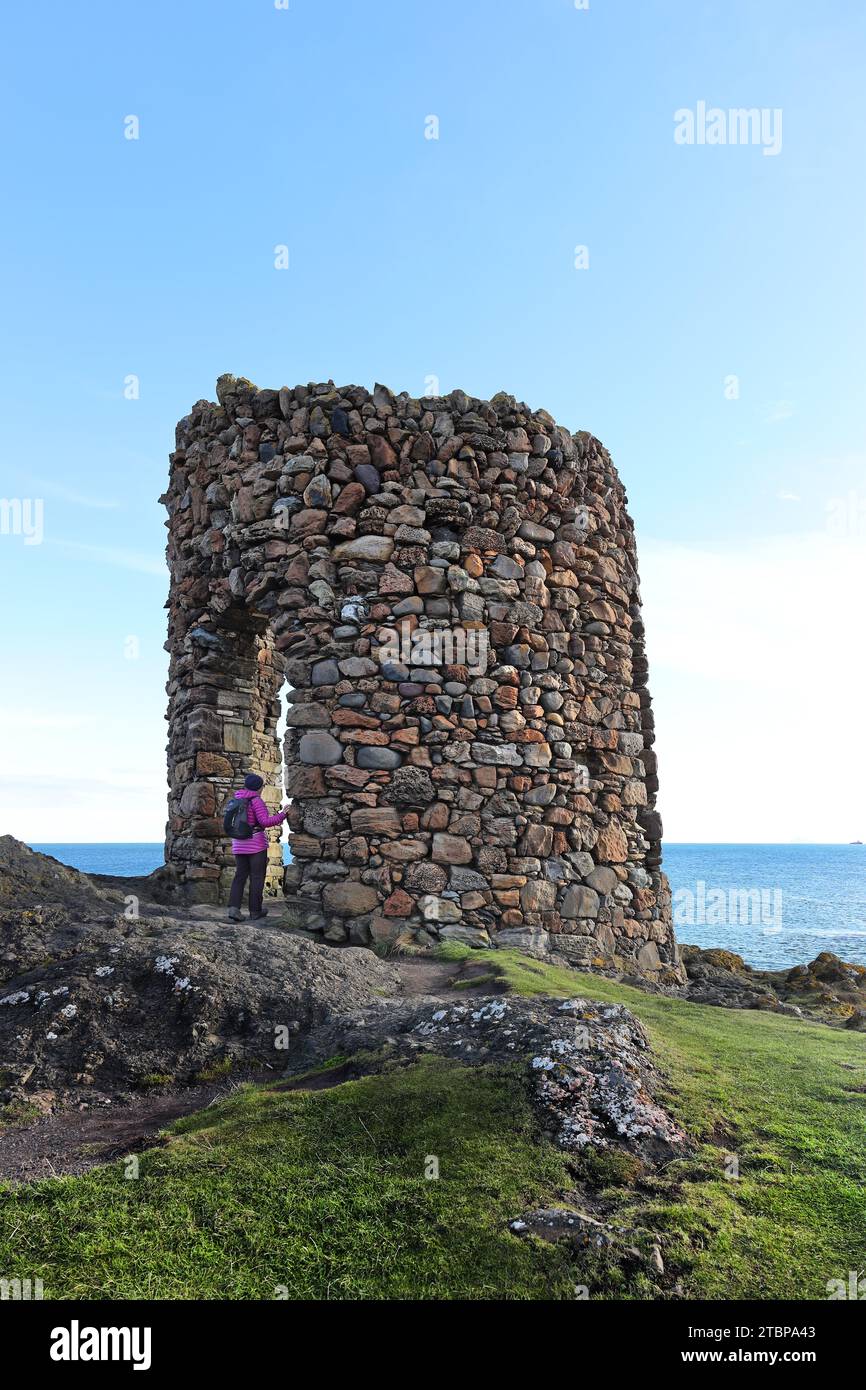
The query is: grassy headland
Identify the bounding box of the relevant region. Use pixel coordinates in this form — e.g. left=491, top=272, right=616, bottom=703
left=1, top=945, right=864, bottom=1300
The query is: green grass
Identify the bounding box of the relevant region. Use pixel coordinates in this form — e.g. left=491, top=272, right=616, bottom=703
left=0, top=1099, right=42, bottom=1129
left=1, top=945, right=865, bottom=1300
left=0, top=1058, right=606, bottom=1300
left=193, top=1057, right=233, bottom=1084
left=445, top=945, right=866, bottom=1299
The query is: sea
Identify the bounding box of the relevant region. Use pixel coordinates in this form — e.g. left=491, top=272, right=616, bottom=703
left=30, top=842, right=866, bottom=973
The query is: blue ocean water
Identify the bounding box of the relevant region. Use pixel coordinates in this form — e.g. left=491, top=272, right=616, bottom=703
left=31, top=844, right=168, bottom=878
left=664, top=839, right=866, bottom=973
left=663, top=844, right=866, bottom=971
left=30, top=842, right=866, bottom=972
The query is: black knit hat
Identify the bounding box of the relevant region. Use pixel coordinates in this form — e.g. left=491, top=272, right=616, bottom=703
left=244, top=773, right=264, bottom=791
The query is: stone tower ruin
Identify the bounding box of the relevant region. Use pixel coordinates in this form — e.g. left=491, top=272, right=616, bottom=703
left=162, top=375, right=680, bottom=979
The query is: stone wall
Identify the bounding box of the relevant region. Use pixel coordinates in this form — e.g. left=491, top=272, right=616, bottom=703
left=162, top=376, right=680, bottom=980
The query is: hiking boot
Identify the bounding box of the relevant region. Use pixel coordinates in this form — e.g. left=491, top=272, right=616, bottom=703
left=249, top=909, right=269, bottom=921
left=227, top=908, right=242, bottom=923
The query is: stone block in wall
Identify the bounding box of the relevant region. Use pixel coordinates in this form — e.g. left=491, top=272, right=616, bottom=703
left=223, top=723, right=253, bottom=754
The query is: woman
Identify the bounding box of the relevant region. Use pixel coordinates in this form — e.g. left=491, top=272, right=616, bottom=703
left=227, top=773, right=288, bottom=922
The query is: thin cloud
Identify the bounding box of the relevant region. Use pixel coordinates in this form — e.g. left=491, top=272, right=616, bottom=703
left=46, top=540, right=166, bottom=576
left=642, top=531, right=864, bottom=688
left=640, top=531, right=866, bottom=841
left=0, top=773, right=168, bottom=841
left=0, top=773, right=165, bottom=794
left=0, top=707, right=98, bottom=731
left=29, top=480, right=121, bottom=511
left=764, top=400, right=795, bottom=424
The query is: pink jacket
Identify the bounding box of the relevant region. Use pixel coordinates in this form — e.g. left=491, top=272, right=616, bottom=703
left=231, top=788, right=287, bottom=855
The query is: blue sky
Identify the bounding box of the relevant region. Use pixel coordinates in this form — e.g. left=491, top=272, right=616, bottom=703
left=1, top=0, right=864, bottom=842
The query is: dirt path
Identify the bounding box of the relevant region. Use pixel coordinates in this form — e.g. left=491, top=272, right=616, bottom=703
left=392, top=954, right=464, bottom=996
left=394, top=952, right=505, bottom=996
left=0, top=951, right=485, bottom=1186
left=0, top=1078, right=266, bottom=1185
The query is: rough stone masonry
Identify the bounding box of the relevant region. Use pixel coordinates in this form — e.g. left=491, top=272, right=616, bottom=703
left=162, top=376, right=681, bottom=980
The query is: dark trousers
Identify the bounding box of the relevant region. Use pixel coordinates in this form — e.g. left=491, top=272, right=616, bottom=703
left=228, top=850, right=268, bottom=915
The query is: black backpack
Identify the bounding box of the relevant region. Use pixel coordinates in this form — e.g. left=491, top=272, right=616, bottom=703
left=223, top=796, right=255, bottom=839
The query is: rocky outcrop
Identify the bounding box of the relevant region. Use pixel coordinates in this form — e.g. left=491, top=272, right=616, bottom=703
left=680, top=944, right=866, bottom=1027
left=0, top=836, right=120, bottom=910
left=0, top=841, right=684, bottom=1186
left=162, top=377, right=679, bottom=980
left=0, top=903, right=401, bottom=1104
left=288, top=994, right=688, bottom=1163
